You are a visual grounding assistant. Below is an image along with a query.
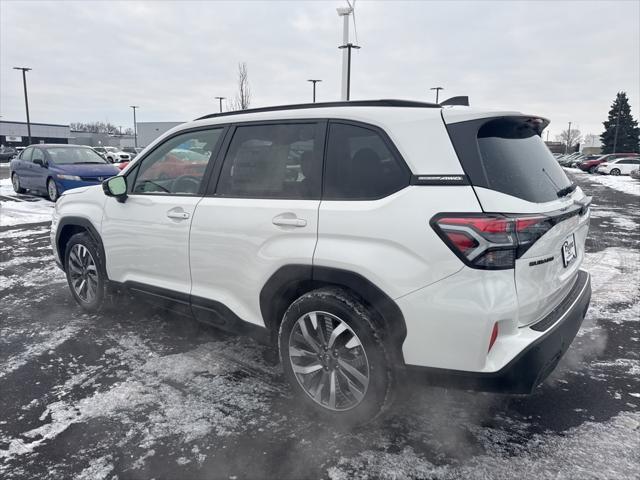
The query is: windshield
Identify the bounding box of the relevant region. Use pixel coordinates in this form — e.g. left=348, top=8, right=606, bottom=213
left=46, top=147, right=109, bottom=165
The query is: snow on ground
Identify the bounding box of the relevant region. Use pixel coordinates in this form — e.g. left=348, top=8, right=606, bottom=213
left=327, top=411, right=640, bottom=480
left=564, top=167, right=640, bottom=197
left=0, top=332, right=284, bottom=464
left=583, top=247, right=640, bottom=323
left=0, top=178, right=54, bottom=226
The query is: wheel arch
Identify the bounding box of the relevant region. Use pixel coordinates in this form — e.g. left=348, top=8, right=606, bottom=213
left=260, top=265, right=408, bottom=366
left=56, top=217, right=107, bottom=277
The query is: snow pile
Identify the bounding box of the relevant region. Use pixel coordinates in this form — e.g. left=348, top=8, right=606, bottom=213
left=588, top=174, right=640, bottom=197
left=327, top=411, right=640, bottom=480
left=0, top=178, right=54, bottom=226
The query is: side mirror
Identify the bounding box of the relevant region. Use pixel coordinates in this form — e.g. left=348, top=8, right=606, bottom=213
left=33, top=158, right=44, bottom=167
left=102, top=176, right=127, bottom=202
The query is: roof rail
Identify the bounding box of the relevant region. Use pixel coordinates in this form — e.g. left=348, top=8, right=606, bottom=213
left=195, top=99, right=441, bottom=121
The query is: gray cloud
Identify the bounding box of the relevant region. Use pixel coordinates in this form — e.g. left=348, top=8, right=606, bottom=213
left=1, top=0, right=638, bottom=139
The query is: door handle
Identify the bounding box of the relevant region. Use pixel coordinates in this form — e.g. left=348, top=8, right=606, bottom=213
left=272, top=214, right=307, bottom=227
left=167, top=209, right=190, bottom=220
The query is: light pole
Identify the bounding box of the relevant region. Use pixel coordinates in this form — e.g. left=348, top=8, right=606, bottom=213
left=13, top=67, right=32, bottom=145
left=430, top=86, right=444, bottom=104
left=214, top=96, right=225, bottom=113
left=565, top=121, right=572, bottom=154
left=307, top=79, right=322, bottom=103
left=338, top=43, right=360, bottom=101
left=130, top=106, right=139, bottom=148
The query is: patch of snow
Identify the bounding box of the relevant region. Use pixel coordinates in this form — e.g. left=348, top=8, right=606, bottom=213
left=0, top=336, right=280, bottom=463
left=0, top=226, right=50, bottom=239
left=590, top=359, right=640, bottom=376
left=0, top=179, right=54, bottom=226
left=74, top=455, right=114, bottom=480
left=587, top=174, right=640, bottom=197
left=327, top=411, right=640, bottom=480
left=583, top=247, right=640, bottom=323
left=0, top=323, right=84, bottom=379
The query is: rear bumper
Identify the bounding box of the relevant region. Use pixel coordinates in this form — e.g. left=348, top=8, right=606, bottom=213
left=406, top=270, right=591, bottom=394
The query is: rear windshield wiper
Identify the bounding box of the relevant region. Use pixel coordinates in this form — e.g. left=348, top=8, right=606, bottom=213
left=556, top=183, right=577, bottom=198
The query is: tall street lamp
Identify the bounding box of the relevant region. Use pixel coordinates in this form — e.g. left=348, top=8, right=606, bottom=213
left=430, top=86, right=444, bottom=104
left=130, top=106, right=139, bottom=148
left=13, top=67, right=32, bottom=145
left=338, top=43, right=360, bottom=101
left=214, top=96, right=225, bottom=113
left=307, top=79, right=322, bottom=103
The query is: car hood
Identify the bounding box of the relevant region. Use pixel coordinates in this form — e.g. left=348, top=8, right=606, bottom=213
left=51, top=163, right=120, bottom=176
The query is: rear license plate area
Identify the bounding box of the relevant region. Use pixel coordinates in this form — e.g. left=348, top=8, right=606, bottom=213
left=561, top=233, right=577, bottom=268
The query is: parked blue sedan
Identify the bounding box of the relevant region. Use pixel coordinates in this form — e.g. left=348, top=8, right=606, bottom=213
left=10, top=144, right=120, bottom=201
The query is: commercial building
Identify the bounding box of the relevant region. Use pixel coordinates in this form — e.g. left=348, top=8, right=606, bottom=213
left=136, top=121, right=183, bottom=148
left=69, top=131, right=136, bottom=149
left=0, top=120, right=70, bottom=147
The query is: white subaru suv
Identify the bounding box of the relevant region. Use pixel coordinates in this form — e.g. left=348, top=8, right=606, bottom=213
left=51, top=100, right=592, bottom=424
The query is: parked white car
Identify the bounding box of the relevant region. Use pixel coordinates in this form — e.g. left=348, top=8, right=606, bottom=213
left=51, top=100, right=592, bottom=424
left=93, top=146, right=131, bottom=163
left=596, top=157, right=640, bottom=175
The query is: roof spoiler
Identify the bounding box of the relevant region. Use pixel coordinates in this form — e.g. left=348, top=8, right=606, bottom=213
left=440, top=96, right=469, bottom=107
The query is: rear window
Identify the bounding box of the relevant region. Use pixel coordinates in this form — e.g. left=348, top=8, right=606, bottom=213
left=448, top=117, right=572, bottom=203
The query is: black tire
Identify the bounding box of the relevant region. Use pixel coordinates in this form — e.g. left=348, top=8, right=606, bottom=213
left=610, top=168, right=621, bottom=176
left=64, top=232, right=106, bottom=312
left=47, top=178, right=58, bottom=202
left=11, top=172, right=26, bottom=194
left=589, top=166, right=598, bottom=174
left=278, top=287, right=394, bottom=426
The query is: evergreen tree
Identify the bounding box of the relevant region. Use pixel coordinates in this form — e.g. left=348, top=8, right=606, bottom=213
left=600, top=92, right=640, bottom=154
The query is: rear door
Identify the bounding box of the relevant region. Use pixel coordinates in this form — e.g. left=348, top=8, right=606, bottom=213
left=14, top=147, right=34, bottom=188
left=444, top=114, right=590, bottom=326
left=189, top=121, right=324, bottom=327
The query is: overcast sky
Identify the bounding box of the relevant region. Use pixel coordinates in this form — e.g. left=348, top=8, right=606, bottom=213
left=1, top=0, right=638, bottom=140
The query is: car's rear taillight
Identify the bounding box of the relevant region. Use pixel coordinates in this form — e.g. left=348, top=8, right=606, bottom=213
left=431, top=213, right=553, bottom=269
left=600, top=163, right=608, bottom=167
left=488, top=323, right=499, bottom=352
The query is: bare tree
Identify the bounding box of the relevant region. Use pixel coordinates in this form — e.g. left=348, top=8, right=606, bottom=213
left=231, top=62, right=251, bottom=110
left=70, top=121, right=120, bottom=134
left=556, top=128, right=582, bottom=150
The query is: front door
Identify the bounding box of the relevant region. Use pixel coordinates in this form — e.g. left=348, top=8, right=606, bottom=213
left=190, top=122, right=325, bottom=326
left=101, top=127, right=225, bottom=297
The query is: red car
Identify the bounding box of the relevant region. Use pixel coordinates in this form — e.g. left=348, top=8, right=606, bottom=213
left=578, top=153, right=639, bottom=173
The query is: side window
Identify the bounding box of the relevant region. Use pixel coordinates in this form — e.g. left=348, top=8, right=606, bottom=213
left=32, top=148, right=45, bottom=164
left=324, top=123, right=410, bottom=200
left=131, top=128, right=223, bottom=195
left=20, top=147, right=33, bottom=162
left=216, top=123, right=321, bottom=199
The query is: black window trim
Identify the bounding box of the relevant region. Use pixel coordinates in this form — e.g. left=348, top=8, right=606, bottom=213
left=116, top=117, right=412, bottom=202
left=207, top=118, right=328, bottom=200
left=124, top=125, right=230, bottom=198
left=322, top=119, right=412, bottom=201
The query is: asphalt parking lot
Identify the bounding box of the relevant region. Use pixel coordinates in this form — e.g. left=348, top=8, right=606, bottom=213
left=1, top=165, right=639, bottom=479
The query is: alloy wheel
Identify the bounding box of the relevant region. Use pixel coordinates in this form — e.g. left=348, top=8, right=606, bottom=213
left=48, top=179, right=58, bottom=201
left=288, top=311, right=370, bottom=411
left=611, top=169, right=620, bottom=176
left=68, top=244, right=99, bottom=303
